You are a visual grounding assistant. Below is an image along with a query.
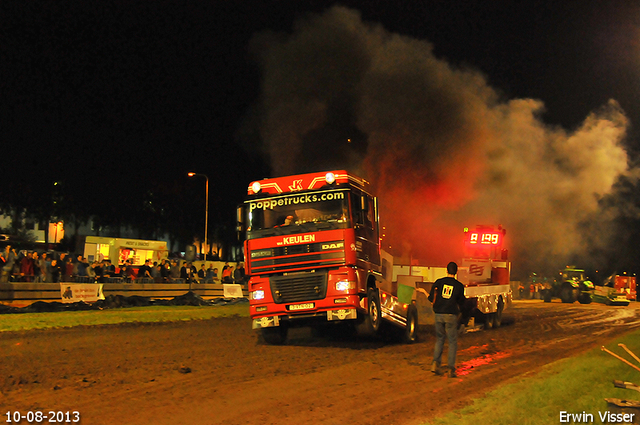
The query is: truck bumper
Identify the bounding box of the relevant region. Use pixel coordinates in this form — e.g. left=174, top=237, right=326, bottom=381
left=252, top=307, right=358, bottom=329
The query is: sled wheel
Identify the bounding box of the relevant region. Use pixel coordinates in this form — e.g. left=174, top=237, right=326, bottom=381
left=492, top=298, right=504, bottom=328
left=484, top=313, right=495, bottom=329
left=403, top=304, right=419, bottom=343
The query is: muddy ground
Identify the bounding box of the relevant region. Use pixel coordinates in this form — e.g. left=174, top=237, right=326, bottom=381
left=2, top=300, right=640, bottom=425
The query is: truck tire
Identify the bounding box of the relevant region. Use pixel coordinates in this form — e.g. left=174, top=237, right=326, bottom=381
left=261, top=325, right=288, bottom=345
left=357, top=288, right=382, bottom=336
left=403, top=305, right=419, bottom=344
left=367, top=288, right=382, bottom=333
left=310, top=324, right=331, bottom=338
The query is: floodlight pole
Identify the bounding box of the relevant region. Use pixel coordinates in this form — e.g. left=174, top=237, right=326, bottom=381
left=188, top=172, right=209, bottom=261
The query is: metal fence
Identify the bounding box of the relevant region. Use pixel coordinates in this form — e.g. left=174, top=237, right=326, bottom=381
left=0, top=281, right=248, bottom=303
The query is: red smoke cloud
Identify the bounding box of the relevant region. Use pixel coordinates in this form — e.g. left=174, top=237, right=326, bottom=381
left=364, top=133, right=487, bottom=264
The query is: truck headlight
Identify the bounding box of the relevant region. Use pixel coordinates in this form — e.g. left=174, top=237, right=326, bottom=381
left=335, top=280, right=356, bottom=291
left=251, top=290, right=265, bottom=300
left=325, top=172, right=336, bottom=184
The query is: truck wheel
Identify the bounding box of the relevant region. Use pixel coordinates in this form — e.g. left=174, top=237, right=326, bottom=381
left=310, top=324, right=331, bottom=338
left=357, top=288, right=382, bottom=337
left=403, top=305, right=419, bottom=344
left=367, top=288, right=382, bottom=333
left=261, top=325, right=288, bottom=345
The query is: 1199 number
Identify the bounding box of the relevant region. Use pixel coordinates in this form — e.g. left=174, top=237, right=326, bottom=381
left=5, top=411, right=80, bottom=423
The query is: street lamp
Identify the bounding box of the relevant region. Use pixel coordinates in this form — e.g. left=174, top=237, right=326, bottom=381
left=187, top=172, right=209, bottom=261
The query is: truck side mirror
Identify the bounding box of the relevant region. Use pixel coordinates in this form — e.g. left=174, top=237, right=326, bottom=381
left=360, top=194, right=368, bottom=212
left=236, top=206, right=244, bottom=232
left=236, top=206, right=246, bottom=242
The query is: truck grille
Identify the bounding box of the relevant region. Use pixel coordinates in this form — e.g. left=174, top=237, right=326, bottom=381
left=250, top=240, right=345, bottom=274
left=270, top=272, right=328, bottom=304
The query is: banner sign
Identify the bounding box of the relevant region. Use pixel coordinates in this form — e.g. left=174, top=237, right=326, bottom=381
left=60, top=283, right=105, bottom=303
left=223, top=284, right=244, bottom=298
left=461, top=258, right=492, bottom=283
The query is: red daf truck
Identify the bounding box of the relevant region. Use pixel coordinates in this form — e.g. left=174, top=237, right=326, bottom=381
left=239, top=170, right=418, bottom=344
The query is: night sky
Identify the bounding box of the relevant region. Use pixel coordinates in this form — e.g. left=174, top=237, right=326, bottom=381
left=2, top=0, right=640, bottom=278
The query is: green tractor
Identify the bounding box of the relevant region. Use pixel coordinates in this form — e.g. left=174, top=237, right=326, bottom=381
left=543, top=267, right=594, bottom=304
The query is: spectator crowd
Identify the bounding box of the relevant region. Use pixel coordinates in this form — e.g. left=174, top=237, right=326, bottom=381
left=0, top=245, right=246, bottom=286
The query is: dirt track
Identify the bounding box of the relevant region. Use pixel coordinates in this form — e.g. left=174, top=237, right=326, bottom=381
left=2, top=300, right=640, bottom=425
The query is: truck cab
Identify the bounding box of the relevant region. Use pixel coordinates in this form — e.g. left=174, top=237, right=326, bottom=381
left=240, top=171, right=416, bottom=344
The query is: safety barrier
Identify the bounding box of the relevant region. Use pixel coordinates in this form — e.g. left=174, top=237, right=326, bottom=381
left=0, top=282, right=248, bottom=303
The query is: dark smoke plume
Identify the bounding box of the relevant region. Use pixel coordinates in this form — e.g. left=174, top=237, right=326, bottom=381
left=249, top=7, right=634, bottom=277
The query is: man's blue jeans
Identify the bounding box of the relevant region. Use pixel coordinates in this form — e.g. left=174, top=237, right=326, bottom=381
left=433, top=313, right=458, bottom=370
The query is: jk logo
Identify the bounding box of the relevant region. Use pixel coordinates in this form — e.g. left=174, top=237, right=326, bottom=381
left=289, top=179, right=303, bottom=191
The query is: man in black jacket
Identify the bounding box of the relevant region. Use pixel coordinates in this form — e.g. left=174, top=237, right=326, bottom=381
left=428, top=262, right=466, bottom=378
left=137, top=259, right=153, bottom=281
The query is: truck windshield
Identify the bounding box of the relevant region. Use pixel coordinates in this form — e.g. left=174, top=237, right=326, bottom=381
left=245, top=189, right=350, bottom=238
